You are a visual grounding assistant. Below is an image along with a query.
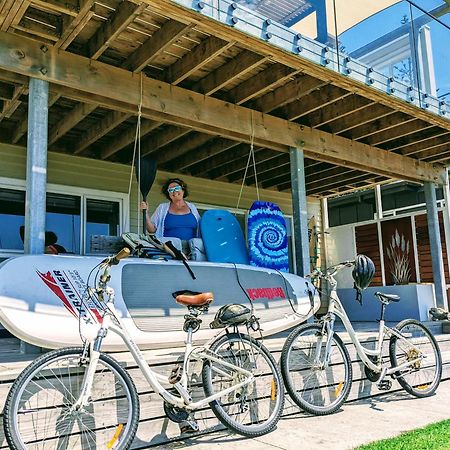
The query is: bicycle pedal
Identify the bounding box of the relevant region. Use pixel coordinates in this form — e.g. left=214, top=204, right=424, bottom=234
left=169, top=365, right=183, bottom=384
left=377, top=380, right=392, bottom=391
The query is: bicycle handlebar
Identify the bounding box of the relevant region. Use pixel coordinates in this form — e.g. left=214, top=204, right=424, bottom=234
left=309, top=259, right=355, bottom=279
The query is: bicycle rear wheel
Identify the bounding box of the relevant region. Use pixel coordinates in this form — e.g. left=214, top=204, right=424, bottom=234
left=281, top=323, right=352, bottom=415
left=202, top=333, right=284, bottom=437
left=3, top=347, right=139, bottom=450
left=389, top=319, right=442, bottom=397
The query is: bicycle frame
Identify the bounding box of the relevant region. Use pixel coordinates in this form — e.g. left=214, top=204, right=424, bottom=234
left=316, top=267, right=425, bottom=377
left=73, top=284, right=255, bottom=413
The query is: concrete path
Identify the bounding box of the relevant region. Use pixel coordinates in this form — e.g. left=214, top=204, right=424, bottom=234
left=153, top=380, right=450, bottom=450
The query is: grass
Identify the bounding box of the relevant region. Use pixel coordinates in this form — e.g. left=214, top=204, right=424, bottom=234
left=357, top=419, right=450, bottom=450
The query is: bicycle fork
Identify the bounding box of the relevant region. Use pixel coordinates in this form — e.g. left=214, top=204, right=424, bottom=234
left=316, top=315, right=336, bottom=368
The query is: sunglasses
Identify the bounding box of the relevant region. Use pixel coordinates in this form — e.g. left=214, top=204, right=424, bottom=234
left=168, top=185, right=182, bottom=194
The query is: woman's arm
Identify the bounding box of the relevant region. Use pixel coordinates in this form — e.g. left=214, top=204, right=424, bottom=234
left=140, top=201, right=157, bottom=233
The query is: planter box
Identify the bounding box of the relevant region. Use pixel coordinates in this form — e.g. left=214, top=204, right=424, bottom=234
left=337, top=284, right=436, bottom=322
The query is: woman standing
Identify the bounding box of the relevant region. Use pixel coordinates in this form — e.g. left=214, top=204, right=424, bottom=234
left=141, top=178, right=200, bottom=240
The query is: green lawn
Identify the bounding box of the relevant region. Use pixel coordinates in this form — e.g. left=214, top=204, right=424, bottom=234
left=357, top=419, right=450, bottom=450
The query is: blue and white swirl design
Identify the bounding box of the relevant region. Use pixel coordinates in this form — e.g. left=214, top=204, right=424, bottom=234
left=248, top=201, right=289, bottom=272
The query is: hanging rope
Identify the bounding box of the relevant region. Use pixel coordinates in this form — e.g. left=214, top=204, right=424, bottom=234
left=235, top=110, right=259, bottom=212
left=127, top=72, right=144, bottom=233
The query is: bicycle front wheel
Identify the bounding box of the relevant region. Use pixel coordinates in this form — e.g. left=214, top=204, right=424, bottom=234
left=202, top=333, right=284, bottom=437
left=281, top=323, right=352, bottom=415
left=3, top=347, right=139, bottom=450
left=389, top=319, right=442, bottom=397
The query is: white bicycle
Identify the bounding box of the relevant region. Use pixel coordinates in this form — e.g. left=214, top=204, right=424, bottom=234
left=281, top=257, right=442, bottom=415
left=3, top=249, right=285, bottom=449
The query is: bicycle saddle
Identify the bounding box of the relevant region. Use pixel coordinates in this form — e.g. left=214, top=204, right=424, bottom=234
left=374, top=292, right=400, bottom=304
left=172, top=290, right=214, bottom=307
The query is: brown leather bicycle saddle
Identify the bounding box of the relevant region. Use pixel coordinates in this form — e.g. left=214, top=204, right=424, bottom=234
left=172, top=290, right=214, bottom=307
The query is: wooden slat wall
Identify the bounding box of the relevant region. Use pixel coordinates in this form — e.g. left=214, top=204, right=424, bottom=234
left=355, top=223, right=383, bottom=286
left=415, top=212, right=450, bottom=284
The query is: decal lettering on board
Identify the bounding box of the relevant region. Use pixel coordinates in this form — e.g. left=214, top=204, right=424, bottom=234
left=37, top=269, right=102, bottom=324
left=246, top=287, right=285, bottom=301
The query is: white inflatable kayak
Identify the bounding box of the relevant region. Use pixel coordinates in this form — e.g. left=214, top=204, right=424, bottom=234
left=0, top=255, right=320, bottom=350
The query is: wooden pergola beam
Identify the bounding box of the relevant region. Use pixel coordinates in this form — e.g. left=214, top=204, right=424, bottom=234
left=251, top=74, right=328, bottom=113
left=48, top=101, right=97, bottom=145
left=100, top=118, right=160, bottom=160
left=192, top=50, right=268, bottom=95
left=122, top=19, right=192, bottom=72
left=175, top=138, right=240, bottom=171
left=366, top=119, right=434, bottom=146
left=88, top=1, right=147, bottom=59
left=281, top=85, right=351, bottom=120
left=226, top=63, right=297, bottom=105
left=304, top=95, right=374, bottom=128
left=166, top=36, right=234, bottom=85
left=73, top=110, right=131, bottom=155
left=0, top=30, right=443, bottom=184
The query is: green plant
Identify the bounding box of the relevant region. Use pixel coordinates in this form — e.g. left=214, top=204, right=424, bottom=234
left=386, top=229, right=411, bottom=284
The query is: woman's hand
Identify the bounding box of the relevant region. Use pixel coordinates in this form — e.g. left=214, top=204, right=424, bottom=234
left=140, top=201, right=148, bottom=211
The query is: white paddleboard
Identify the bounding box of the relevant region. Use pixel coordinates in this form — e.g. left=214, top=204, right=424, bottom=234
left=0, top=255, right=319, bottom=350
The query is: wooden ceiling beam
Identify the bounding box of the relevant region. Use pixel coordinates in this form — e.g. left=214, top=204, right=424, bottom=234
left=400, top=134, right=450, bottom=156
left=384, top=128, right=449, bottom=152
left=175, top=138, right=240, bottom=171
left=214, top=149, right=278, bottom=181
left=329, top=104, right=394, bottom=134
left=307, top=173, right=379, bottom=195
left=30, top=0, right=79, bottom=17
left=14, top=16, right=59, bottom=42
left=304, top=94, right=374, bottom=128
left=421, top=143, right=450, bottom=162
left=158, top=132, right=214, bottom=165
left=366, top=119, right=434, bottom=146
left=0, top=0, right=29, bottom=32
left=192, top=50, right=268, bottom=95
left=228, top=153, right=289, bottom=183
left=48, top=101, right=97, bottom=145
left=55, top=0, right=95, bottom=50
left=100, top=118, right=160, bottom=160
left=190, top=143, right=253, bottom=177
left=350, top=114, right=416, bottom=142
left=89, top=1, right=147, bottom=59
left=0, top=85, right=27, bottom=121
left=281, top=85, right=351, bottom=120
left=140, top=0, right=450, bottom=133
left=122, top=20, right=191, bottom=72
left=166, top=36, right=234, bottom=85
left=251, top=74, right=328, bottom=113
left=140, top=125, right=191, bottom=158
left=0, top=31, right=442, bottom=184
left=73, top=110, right=131, bottom=155
left=226, top=63, right=298, bottom=105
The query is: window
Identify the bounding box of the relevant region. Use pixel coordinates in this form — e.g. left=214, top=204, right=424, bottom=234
left=0, top=180, right=127, bottom=255
left=0, top=188, right=25, bottom=251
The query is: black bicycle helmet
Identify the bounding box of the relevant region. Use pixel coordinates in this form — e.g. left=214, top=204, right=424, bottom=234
left=210, top=304, right=251, bottom=329
left=352, top=254, right=375, bottom=290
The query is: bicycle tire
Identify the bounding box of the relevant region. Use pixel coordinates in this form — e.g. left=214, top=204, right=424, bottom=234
left=3, top=347, right=139, bottom=450
left=202, top=332, right=284, bottom=437
left=389, top=319, right=442, bottom=398
left=281, top=323, right=352, bottom=415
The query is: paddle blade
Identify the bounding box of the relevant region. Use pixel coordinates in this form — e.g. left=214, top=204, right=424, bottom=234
left=135, top=157, right=157, bottom=199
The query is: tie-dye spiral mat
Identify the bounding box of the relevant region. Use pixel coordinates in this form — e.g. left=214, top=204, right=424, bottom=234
left=247, top=201, right=289, bottom=272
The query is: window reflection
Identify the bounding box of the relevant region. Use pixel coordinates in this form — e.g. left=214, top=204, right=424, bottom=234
left=86, top=199, right=120, bottom=252
left=0, top=188, right=25, bottom=250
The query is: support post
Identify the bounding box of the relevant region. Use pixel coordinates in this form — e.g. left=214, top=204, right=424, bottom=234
left=290, top=146, right=310, bottom=277
left=424, top=181, right=447, bottom=309
left=22, top=77, right=49, bottom=354
left=24, top=77, right=48, bottom=255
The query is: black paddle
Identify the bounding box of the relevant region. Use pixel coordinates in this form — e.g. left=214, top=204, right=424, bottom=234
left=135, top=156, right=157, bottom=234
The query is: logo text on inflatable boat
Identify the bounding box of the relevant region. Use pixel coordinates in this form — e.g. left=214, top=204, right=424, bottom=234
left=36, top=269, right=102, bottom=325
left=246, top=287, right=285, bottom=301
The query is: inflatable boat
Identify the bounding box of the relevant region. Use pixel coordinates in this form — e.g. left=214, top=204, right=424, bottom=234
left=0, top=255, right=320, bottom=350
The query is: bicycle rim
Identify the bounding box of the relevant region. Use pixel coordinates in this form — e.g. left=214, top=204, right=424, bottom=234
left=4, top=348, right=138, bottom=450
left=281, top=324, right=352, bottom=415
left=390, top=320, right=442, bottom=397
left=202, top=333, right=284, bottom=437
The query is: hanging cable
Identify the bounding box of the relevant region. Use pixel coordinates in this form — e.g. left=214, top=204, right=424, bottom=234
left=236, top=110, right=259, bottom=212
left=127, top=72, right=144, bottom=234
